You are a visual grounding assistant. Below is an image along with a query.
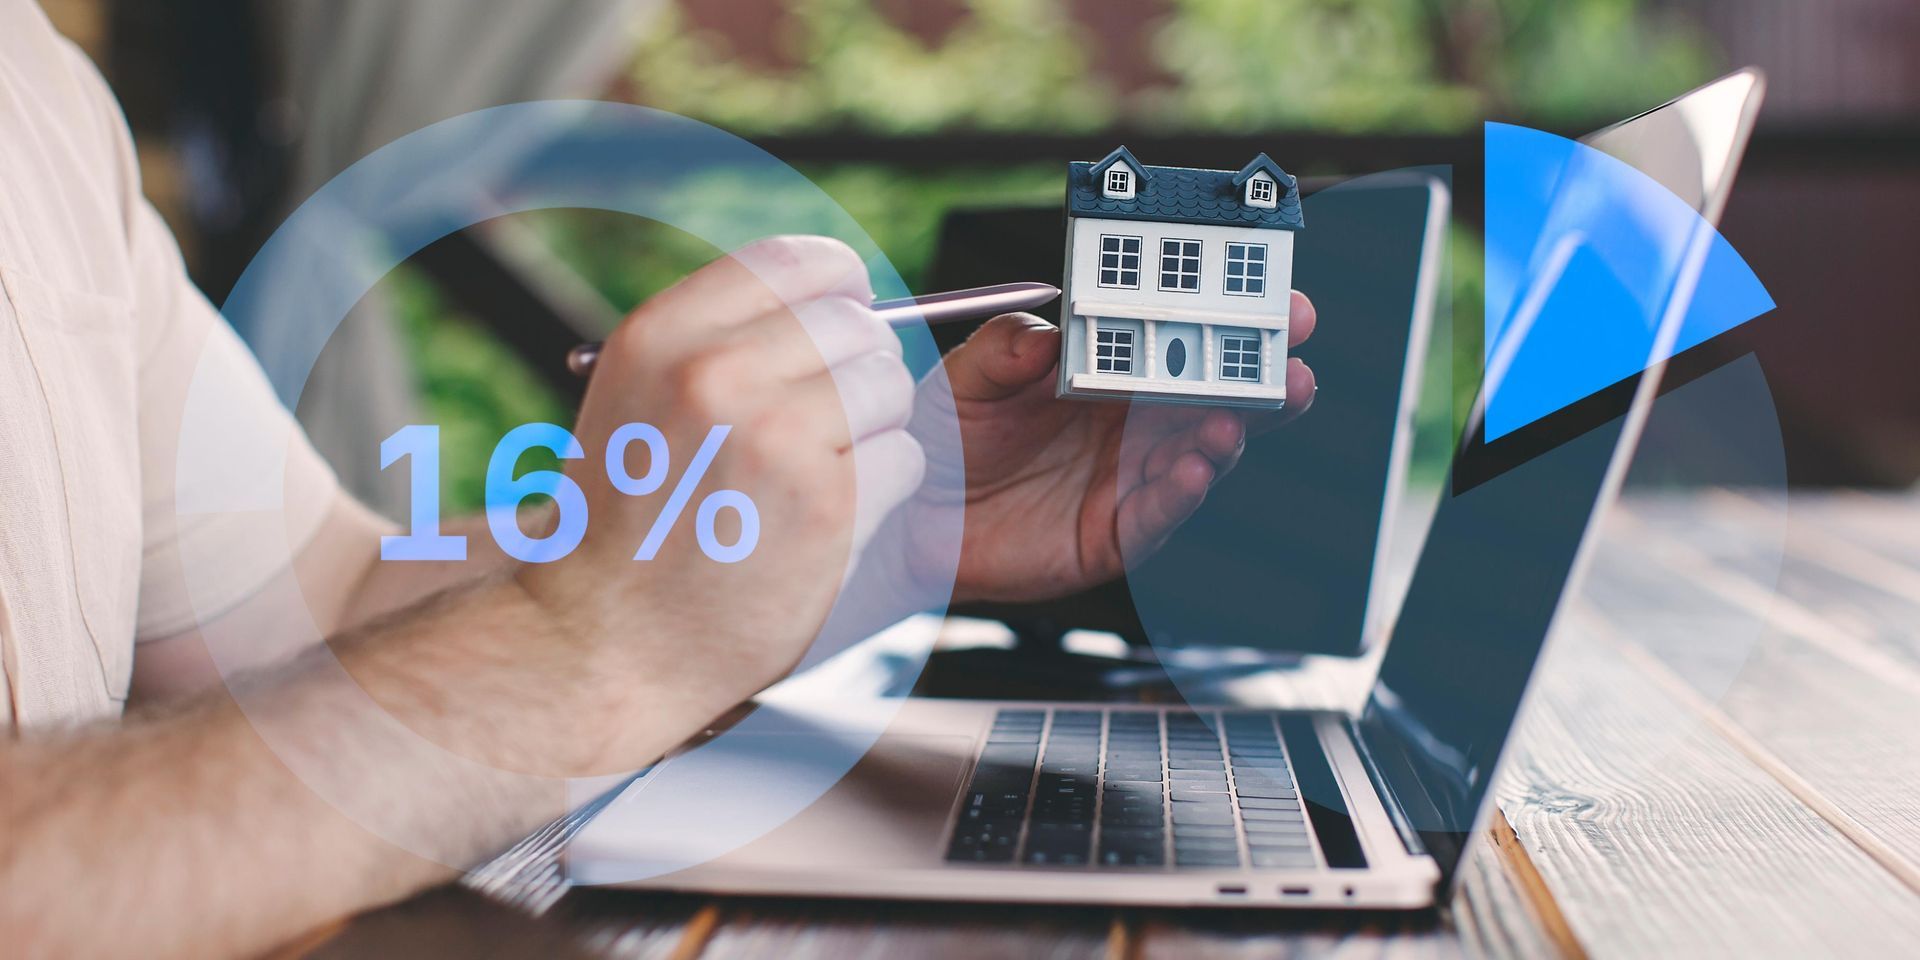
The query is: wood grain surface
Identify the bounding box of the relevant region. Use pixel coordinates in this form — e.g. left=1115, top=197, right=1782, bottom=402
left=290, top=493, right=1920, bottom=959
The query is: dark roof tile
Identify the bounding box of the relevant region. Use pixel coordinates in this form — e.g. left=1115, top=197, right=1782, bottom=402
left=1067, top=152, right=1304, bottom=232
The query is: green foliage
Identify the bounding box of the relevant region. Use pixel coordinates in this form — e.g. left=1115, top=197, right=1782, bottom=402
left=1492, top=0, right=1718, bottom=122
left=1147, top=0, right=1484, bottom=131
left=625, top=0, right=1720, bottom=133
left=629, top=0, right=1111, bottom=134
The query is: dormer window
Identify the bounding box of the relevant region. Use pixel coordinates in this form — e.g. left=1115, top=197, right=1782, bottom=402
left=1246, top=173, right=1277, bottom=208
left=1104, top=167, right=1135, bottom=199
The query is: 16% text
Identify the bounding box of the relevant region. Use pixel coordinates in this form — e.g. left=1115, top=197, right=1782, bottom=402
left=379, top=423, right=759, bottom=564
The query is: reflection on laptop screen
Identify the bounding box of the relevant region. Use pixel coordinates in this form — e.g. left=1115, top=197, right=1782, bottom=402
left=1359, top=410, right=1630, bottom=879
left=1356, top=70, right=1763, bottom=884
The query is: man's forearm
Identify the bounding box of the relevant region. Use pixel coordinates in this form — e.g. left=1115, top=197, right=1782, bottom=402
left=333, top=502, right=540, bottom=630
left=4, top=575, right=723, bottom=960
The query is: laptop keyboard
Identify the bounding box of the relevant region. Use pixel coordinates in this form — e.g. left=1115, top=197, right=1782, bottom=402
left=945, top=709, right=1320, bottom=870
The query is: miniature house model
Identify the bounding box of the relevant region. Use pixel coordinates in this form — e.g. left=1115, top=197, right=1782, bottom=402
left=1057, top=146, right=1303, bottom=409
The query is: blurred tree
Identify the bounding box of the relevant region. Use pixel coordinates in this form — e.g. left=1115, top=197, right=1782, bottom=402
left=1147, top=0, right=1480, bottom=130
left=628, top=0, right=1111, bottom=133
left=625, top=0, right=1718, bottom=132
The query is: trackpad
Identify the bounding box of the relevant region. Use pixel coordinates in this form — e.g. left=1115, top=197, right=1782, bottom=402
left=569, top=730, right=974, bottom=880
left=704, top=734, right=974, bottom=869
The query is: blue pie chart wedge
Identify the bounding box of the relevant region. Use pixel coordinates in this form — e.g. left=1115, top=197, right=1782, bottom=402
left=1483, top=122, right=1775, bottom=440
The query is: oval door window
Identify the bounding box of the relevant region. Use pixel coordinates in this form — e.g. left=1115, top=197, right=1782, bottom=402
left=1166, top=338, right=1187, bottom=377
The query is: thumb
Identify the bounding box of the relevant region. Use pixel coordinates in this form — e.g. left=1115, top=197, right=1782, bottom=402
left=945, top=312, right=1060, bottom=402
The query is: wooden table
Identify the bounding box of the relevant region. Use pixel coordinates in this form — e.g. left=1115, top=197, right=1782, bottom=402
left=297, top=491, right=1920, bottom=958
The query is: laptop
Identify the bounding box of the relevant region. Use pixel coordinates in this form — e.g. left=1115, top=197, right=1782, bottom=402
left=567, top=69, right=1766, bottom=909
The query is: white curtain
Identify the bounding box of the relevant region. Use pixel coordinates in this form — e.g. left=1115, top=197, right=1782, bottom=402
left=260, top=0, right=661, bottom=515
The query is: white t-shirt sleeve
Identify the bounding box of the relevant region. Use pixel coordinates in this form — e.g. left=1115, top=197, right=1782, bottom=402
left=131, top=254, right=341, bottom=640
left=60, top=47, right=343, bottom=641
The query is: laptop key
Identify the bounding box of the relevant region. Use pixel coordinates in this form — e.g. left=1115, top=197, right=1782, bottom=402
left=1175, top=837, right=1236, bottom=852
left=1025, top=833, right=1092, bottom=865
left=1169, top=770, right=1227, bottom=783
left=1236, top=796, right=1298, bottom=809
left=1175, top=850, right=1242, bottom=868
left=1040, top=762, right=1098, bottom=777
left=948, top=840, right=1017, bottom=863
left=1159, top=756, right=1221, bottom=771
left=1232, top=766, right=1291, bottom=779
left=1169, top=784, right=1229, bottom=799
left=1172, top=823, right=1237, bottom=839
left=1246, top=835, right=1313, bottom=850
left=1171, top=808, right=1234, bottom=826
left=1236, top=798, right=1297, bottom=814
left=1242, top=816, right=1308, bottom=832
left=1234, top=784, right=1297, bottom=800
left=1250, top=850, right=1317, bottom=869
left=1169, top=792, right=1231, bottom=806
left=1235, top=808, right=1300, bottom=822
left=962, top=798, right=1029, bottom=821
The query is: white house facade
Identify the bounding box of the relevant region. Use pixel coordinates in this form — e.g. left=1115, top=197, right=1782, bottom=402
left=1056, top=147, right=1305, bottom=409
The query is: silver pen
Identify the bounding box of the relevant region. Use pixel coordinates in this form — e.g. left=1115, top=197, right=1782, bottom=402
left=566, top=281, right=1061, bottom=376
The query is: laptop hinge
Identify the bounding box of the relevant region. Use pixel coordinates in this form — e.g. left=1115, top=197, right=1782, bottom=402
left=1344, top=717, right=1427, bottom=857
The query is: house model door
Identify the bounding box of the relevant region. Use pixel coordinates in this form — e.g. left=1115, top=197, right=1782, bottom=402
left=1158, top=321, right=1203, bottom=381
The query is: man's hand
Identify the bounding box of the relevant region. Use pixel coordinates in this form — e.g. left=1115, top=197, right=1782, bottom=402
left=516, top=236, right=924, bottom=766
left=901, top=293, right=1317, bottom=604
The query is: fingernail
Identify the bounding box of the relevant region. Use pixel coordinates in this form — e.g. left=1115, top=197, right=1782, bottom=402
left=1013, top=324, right=1049, bottom=359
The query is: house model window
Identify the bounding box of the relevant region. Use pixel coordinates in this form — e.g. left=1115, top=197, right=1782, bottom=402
left=1246, top=174, right=1278, bottom=208
left=1159, top=238, right=1202, bottom=292
left=1098, top=235, right=1142, bottom=288
left=1103, top=167, right=1134, bottom=199
left=1094, top=324, right=1135, bottom=374
left=1219, top=334, right=1262, bottom=382
left=1224, top=242, right=1268, bottom=297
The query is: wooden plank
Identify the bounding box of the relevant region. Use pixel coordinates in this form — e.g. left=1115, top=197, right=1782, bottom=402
left=1701, top=491, right=1920, bottom=667
left=1497, top=611, right=1920, bottom=957
left=1701, top=638, right=1920, bottom=875
left=693, top=899, right=1116, bottom=960
left=1822, top=491, right=1920, bottom=570
left=301, top=886, right=683, bottom=959
left=1586, top=496, right=1920, bottom=879
left=556, top=892, right=712, bottom=959
left=1615, top=636, right=1920, bottom=891
left=1599, top=501, right=1920, bottom=696
left=1130, top=906, right=1456, bottom=959
left=1477, top=812, right=1586, bottom=960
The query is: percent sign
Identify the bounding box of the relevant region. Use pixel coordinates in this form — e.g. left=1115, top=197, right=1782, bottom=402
left=604, top=423, right=759, bottom=563
left=379, top=422, right=759, bottom=564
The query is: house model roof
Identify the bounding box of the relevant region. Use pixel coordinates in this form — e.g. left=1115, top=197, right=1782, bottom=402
left=1069, top=146, right=1304, bottom=231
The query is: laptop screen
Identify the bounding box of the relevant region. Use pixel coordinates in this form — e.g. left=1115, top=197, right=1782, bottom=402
left=1356, top=70, right=1764, bottom=885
